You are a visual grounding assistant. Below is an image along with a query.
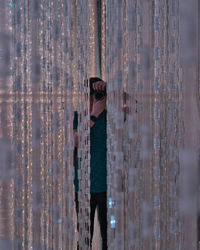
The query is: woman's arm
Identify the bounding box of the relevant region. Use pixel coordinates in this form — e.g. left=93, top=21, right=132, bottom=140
left=73, top=130, right=79, bottom=147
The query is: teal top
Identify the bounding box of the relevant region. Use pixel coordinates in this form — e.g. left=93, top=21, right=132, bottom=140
left=73, top=110, right=107, bottom=193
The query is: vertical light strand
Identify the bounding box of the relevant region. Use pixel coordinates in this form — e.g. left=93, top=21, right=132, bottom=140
left=176, top=0, right=184, bottom=247
left=12, top=0, right=23, bottom=248
left=0, top=0, right=15, bottom=248
left=59, top=0, right=65, bottom=246
left=30, top=0, right=43, bottom=245
left=155, top=0, right=167, bottom=249
left=136, top=0, right=143, bottom=247
left=106, top=1, right=126, bottom=249
left=47, top=0, right=53, bottom=247
left=122, top=1, right=128, bottom=249
left=75, top=0, right=90, bottom=249
left=88, top=0, right=96, bottom=76
left=39, top=0, right=47, bottom=247
left=161, top=0, right=168, bottom=248
left=20, top=0, right=26, bottom=247
left=60, top=0, right=67, bottom=248
left=153, top=0, right=162, bottom=248
left=140, top=0, right=154, bottom=248
left=62, top=0, right=76, bottom=248
left=9, top=0, right=15, bottom=246
left=101, top=0, right=106, bottom=80
left=25, top=0, right=33, bottom=248
left=167, top=0, right=183, bottom=249
left=162, top=0, right=170, bottom=248
left=106, top=0, right=116, bottom=248
left=52, top=0, right=60, bottom=248
left=72, top=0, right=78, bottom=111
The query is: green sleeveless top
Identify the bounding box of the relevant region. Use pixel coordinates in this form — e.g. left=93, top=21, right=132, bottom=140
left=73, top=110, right=107, bottom=193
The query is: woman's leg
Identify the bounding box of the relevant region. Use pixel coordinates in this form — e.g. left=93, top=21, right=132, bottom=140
left=96, top=192, right=107, bottom=250
left=90, top=193, right=97, bottom=247
left=75, top=192, right=97, bottom=248
left=74, top=192, right=80, bottom=249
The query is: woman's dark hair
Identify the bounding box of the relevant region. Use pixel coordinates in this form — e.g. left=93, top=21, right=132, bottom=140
left=89, top=77, right=106, bottom=122
left=89, top=77, right=103, bottom=96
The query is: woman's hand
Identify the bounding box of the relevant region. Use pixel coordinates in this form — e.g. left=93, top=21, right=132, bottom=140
left=92, top=81, right=107, bottom=92
left=91, top=80, right=107, bottom=118
left=91, top=96, right=107, bottom=118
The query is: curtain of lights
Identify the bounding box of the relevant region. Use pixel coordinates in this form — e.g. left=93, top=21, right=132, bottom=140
left=0, top=0, right=199, bottom=250
left=106, top=0, right=199, bottom=250
left=0, top=0, right=77, bottom=249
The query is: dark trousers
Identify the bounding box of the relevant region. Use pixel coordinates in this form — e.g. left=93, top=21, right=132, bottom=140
left=75, top=192, right=107, bottom=250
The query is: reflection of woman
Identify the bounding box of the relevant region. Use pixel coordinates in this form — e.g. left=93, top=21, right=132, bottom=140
left=73, top=77, right=107, bottom=249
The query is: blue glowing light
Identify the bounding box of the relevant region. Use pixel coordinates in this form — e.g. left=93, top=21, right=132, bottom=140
left=110, top=215, right=116, bottom=229
left=109, top=198, right=115, bottom=208
left=10, top=3, right=14, bottom=8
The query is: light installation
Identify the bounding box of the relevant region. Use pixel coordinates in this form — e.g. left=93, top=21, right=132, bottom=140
left=0, top=0, right=199, bottom=249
